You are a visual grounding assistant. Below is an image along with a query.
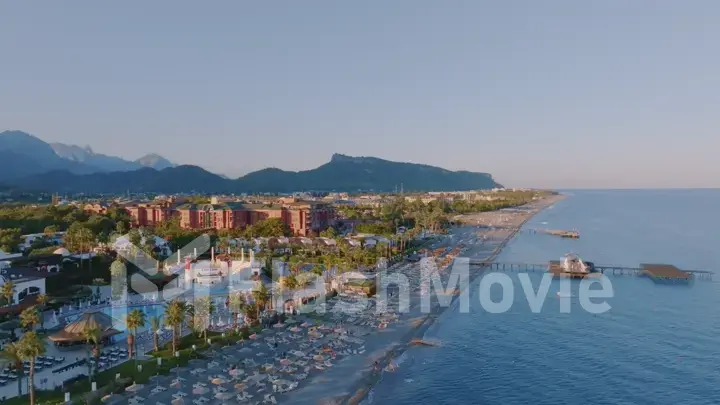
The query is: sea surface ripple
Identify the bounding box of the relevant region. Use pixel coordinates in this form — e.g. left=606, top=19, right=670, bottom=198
left=369, top=190, right=720, bottom=405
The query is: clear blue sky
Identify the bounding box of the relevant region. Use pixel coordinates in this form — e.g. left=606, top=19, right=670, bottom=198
left=1, top=1, right=719, bottom=188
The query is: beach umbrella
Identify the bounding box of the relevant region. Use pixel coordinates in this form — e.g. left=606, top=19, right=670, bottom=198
left=192, top=387, right=209, bottom=395
left=279, top=359, right=292, bottom=366
left=229, top=369, right=244, bottom=377
left=211, top=377, right=228, bottom=385
left=234, top=383, right=246, bottom=391
left=126, top=383, right=145, bottom=392
left=170, top=400, right=183, bottom=405
left=215, top=392, right=234, bottom=400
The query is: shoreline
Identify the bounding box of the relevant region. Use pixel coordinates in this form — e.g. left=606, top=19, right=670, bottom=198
left=339, top=194, right=565, bottom=405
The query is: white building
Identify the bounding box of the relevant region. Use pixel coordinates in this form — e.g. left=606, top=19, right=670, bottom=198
left=0, top=268, right=47, bottom=305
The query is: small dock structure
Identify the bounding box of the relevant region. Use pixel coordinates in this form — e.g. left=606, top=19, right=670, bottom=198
left=640, top=264, right=692, bottom=284
left=528, top=229, right=580, bottom=238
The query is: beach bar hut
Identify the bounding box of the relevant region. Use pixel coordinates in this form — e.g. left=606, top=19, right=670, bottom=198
left=48, top=311, right=122, bottom=347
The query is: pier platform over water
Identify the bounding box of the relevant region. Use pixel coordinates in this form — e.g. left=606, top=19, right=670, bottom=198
left=526, top=229, right=580, bottom=238
left=466, top=260, right=713, bottom=282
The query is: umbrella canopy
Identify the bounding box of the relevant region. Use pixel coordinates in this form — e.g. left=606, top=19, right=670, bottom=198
left=229, top=369, right=244, bottom=377
left=126, top=383, right=145, bottom=393
left=211, top=377, right=228, bottom=385
left=192, top=387, right=209, bottom=395
left=215, top=392, right=233, bottom=400
left=234, top=383, right=246, bottom=391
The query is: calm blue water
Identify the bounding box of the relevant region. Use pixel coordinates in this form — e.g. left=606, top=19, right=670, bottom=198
left=370, top=190, right=720, bottom=405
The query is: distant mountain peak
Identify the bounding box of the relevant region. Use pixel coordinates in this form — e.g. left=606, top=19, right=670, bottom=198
left=330, top=153, right=382, bottom=164
left=135, top=153, right=174, bottom=170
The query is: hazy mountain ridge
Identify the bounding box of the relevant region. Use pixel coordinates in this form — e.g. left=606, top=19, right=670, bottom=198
left=0, top=131, right=175, bottom=178
left=0, top=131, right=501, bottom=193
left=6, top=154, right=501, bottom=194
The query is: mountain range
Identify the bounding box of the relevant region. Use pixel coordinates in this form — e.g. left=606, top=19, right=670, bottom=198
left=0, top=130, right=174, bottom=182
left=0, top=130, right=501, bottom=194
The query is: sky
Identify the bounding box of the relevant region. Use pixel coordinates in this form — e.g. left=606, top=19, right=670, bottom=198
left=1, top=1, right=719, bottom=189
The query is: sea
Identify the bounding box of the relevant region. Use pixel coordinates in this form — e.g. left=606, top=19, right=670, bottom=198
left=367, top=189, right=720, bottom=405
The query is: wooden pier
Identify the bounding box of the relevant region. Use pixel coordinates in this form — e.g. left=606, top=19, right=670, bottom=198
left=527, top=229, right=580, bottom=239
left=467, top=259, right=713, bottom=282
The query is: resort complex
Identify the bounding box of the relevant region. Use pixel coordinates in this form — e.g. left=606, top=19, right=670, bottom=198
left=0, top=189, right=551, bottom=405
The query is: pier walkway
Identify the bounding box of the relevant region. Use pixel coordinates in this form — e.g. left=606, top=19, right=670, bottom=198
left=466, top=260, right=714, bottom=281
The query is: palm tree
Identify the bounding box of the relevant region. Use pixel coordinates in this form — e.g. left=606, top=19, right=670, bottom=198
left=82, top=325, right=102, bottom=382
left=110, top=258, right=128, bottom=301
left=126, top=309, right=146, bottom=359
left=1, top=281, right=15, bottom=307
left=183, top=301, right=195, bottom=334
left=20, top=306, right=41, bottom=332
left=193, top=297, right=215, bottom=340
left=149, top=316, right=162, bottom=352
left=228, top=293, right=246, bottom=330
left=164, top=300, right=186, bottom=354
left=251, top=282, right=270, bottom=323
left=35, top=295, right=48, bottom=329
left=19, top=331, right=45, bottom=405
left=0, top=342, right=24, bottom=397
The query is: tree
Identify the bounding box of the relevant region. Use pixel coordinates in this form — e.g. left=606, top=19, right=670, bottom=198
left=116, top=221, right=128, bottom=235
left=19, top=331, right=45, bottom=405
left=0, top=342, right=24, bottom=397
left=0, top=228, right=22, bottom=253
left=228, top=293, right=247, bottom=330
left=183, top=301, right=195, bottom=333
left=126, top=309, right=146, bottom=360
left=319, top=227, right=338, bottom=239
left=82, top=325, right=102, bottom=382
left=1, top=281, right=15, bottom=307
left=253, top=218, right=290, bottom=237
left=149, top=316, right=162, bottom=353
left=110, top=258, right=128, bottom=301
left=127, top=228, right=142, bottom=250
left=251, top=282, right=270, bottom=321
left=193, top=296, right=215, bottom=340
left=65, top=222, right=94, bottom=253
left=20, top=306, right=40, bottom=332
left=35, top=295, right=48, bottom=328
left=280, top=275, right=298, bottom=291
left=164, top=300, right=186, bottom=354
left=43, top=225, right=59, bottom=238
